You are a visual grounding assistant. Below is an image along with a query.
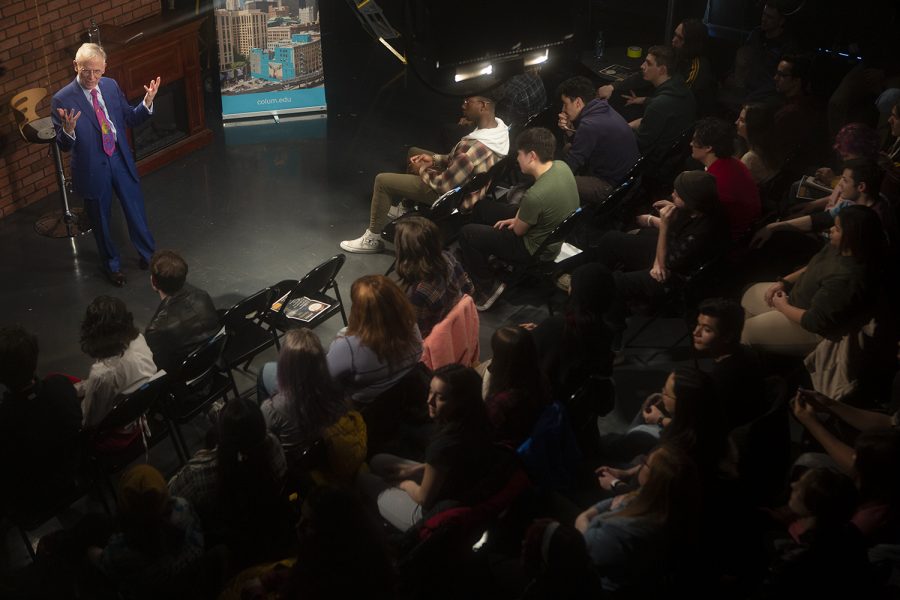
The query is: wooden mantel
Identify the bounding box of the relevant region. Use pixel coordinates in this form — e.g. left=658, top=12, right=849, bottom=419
left=100, top=10, right=213, bottom=176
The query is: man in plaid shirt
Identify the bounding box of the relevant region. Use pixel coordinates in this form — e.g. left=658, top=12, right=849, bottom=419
left=340, top=95, right=509, bottom=254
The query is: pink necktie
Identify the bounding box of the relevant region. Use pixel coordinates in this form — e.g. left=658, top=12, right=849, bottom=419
left=91, top=89, right=116, bottom=157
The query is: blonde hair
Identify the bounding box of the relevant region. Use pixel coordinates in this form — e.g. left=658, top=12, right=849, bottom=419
left=75, top=43, right=107, bottom=64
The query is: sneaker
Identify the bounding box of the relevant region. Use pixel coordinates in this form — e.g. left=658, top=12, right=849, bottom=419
left=340, top=229, right=384, bottom=254
left=386, top=204, right=409, bottom=220
left=555, top=273, right=571, bottom=293
left=475, top=282, right=506, bottom=312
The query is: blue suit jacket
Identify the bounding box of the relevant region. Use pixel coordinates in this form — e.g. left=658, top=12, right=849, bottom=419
left=51, top=77, right=151, bottom=199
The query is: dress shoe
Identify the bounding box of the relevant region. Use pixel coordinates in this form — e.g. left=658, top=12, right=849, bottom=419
left=139, top=257, right=149, bottom=270
left=107, top=271, right=127, bottom=287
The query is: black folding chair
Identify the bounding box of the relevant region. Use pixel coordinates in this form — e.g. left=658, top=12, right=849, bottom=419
left=499, top=207, right=585, bottom=310
left=91, top=373, right=181, bottom=484
left=165, top=332, right=235, bottom=459
left=221, top=287, right=279, bottom=374
left=266, top=254, right=348, bottom=335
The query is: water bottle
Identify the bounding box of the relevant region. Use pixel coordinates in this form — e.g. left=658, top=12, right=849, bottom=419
left=594, top=30, right=605, bottom=59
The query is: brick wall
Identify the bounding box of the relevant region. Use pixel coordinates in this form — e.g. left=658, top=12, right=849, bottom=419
left=0, top=0, right=160, bottom=219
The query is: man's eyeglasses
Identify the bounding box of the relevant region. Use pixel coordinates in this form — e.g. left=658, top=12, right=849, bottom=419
left=463, top=98, right=490, bottom=106
left=78, top=67, right=104, bottom=77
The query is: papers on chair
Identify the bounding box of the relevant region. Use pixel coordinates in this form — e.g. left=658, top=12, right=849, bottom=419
left=797, top=175, right=834, bottom=201
left=598, top=64, right=634, bottom=81
left=554, top=242, right=583, bottom=263
left=284, top=296, right=332, bottom=322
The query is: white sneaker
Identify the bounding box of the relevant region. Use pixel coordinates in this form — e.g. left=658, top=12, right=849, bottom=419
left=387, top=204, right=409, bottom=220
left=476, top=282, right=506, bottom=312
left=340, top=229, right=384, bottom=254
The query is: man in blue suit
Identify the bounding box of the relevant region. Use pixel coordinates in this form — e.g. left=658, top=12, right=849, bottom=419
left=52, top=43, right=161, bottom=286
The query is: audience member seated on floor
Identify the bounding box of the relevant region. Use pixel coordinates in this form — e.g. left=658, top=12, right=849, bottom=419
left=728, top=0, right=801, bottom=104
left=89, top=464, right=205, bottom=597
left=691, top=117, right=762, bottom=240
left=144, top=250, right=220, bottom=375
left=459, top=127, right=579, bottom=311
left=482, top=326, right=547, bottom=447
left=492, top=65, right=547, bottom=127
left=327, top=275, right=423, bottom=404
left=752, top=158, right=889, bottom=247
left=630, top=45, right=698, bottom=174
left=596, top=367, right=727, bottom=479
left=736, top=102, right=781, bottom=183
left=526, top=263, right=616, bottom=402
left=78, top=295, right=158, bottom=430
left=693, top=298, right=767, bottom=430
left=790, top=393, right=900, bottom=544
left=518, top=519, right=602, bottom=600
left=575, top=443, right=701, bottom=595
left=357, top=364, right=505, bottom=532
left=598, top=18, right=716, bottom=117
left=394, top=215, right=474, bottom=337
left=256, top=328, right=356, bottom=469
left=772, top=53, right=828, bottom=165
left=742, top=205, right=886, bottom=356
left=340, top=94, right=509, bottom=254
left=168, top=397, right=293, bottom=569
left=558, top=170, right=727, bottom=336
left=0, top=325, right=82, bottom=513
left=555, top=76, right=639, bottom=203
left=788, top=123, right=882, bottom=215
left=761, top=467, right=872, bottom=598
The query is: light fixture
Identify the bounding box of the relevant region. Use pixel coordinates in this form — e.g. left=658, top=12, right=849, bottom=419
left=454, top=62, right=493, bottom=83
left=523, top=48, right=548, bottom=67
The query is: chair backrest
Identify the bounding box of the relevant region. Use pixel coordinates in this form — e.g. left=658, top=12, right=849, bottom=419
left=10, top=88, right=48, bottom=132
left=95, top=374, right=169, bottom=437
left=222, top=287, right=272, bottom=330
left=175, top=331, right=228, bottom=386
left=287, top=254, right=346, bottom=303
left=531, top=206, right=583, bottom=261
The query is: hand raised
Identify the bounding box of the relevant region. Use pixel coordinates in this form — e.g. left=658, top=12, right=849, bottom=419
left=143, top=76, right=161, bottom=106
left=56, top=108, right=82, bottom=135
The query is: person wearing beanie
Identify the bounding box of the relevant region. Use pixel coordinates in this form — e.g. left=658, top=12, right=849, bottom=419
left=557, top=170, right=728, bottom=337
left=88, top=464, right=205, bottom=595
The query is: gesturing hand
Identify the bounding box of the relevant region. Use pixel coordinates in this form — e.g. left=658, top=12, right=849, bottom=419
left=143, top=76, right=161, bottom=107
left=649, top=260, right=669, bottom=283
left=56, top=108, right=82, bottom=135
left=622, top=91, right=646, bottom=106
left=659, top=203, right=677, bottom=226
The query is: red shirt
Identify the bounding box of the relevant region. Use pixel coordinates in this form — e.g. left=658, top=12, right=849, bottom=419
left=707, top=157, right=761, bottom=240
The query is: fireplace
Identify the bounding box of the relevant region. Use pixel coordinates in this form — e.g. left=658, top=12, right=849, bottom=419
left=101, top=10, right=213, bottom=175
left=133, top=79, right=190, bottom=160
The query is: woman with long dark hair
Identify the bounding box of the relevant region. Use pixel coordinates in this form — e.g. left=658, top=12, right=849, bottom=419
left=327, top=275, right=423, bottom=404
left=78, top=295, right=158, bottom=428
left=484, top=326, right=548, bottom=446
left=261, top=328, right=348, bottom=461
left=742, top=204, right=886, bottom=356
left=358, top=364, right=503, bottom=532
left=394, top=215, right=474, bottom=337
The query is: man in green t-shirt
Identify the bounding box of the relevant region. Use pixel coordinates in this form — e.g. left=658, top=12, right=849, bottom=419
left=459, top=127, right=580, bottom=311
